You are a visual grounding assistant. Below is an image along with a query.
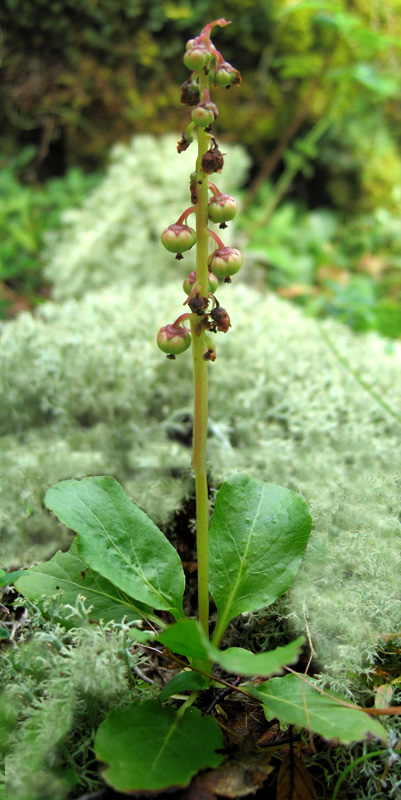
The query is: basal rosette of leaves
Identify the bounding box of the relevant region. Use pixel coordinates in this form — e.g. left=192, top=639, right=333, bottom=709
left=0, top=277, right=400, bottom=680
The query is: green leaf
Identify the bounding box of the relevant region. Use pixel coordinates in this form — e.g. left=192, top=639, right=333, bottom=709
left=209, top=475, right=312, bottom=640
left=158, top=620, right=304, bottom=678
left=15, top=540, right=153, bottom=625
left=94, top=700, right=223, bottom=792
left=45, top=477, right=185, bottom=618
left=159, top=671, right=209, bottom=702
left=158, top=619, right=210, bottom=661
left=210, top=638, right=304, bottom=677
left=0, top=569, right=27, bottom=587
left=249, top=674, right=387, bottom=744
left=0, top=627, right=10, bottom=640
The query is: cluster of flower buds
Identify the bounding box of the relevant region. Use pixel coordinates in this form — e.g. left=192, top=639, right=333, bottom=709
left=183, top=24, right=241, bottom=90
left=157, top=19, right=243, bottom=359
left=157, top=315, right=192, bottom=360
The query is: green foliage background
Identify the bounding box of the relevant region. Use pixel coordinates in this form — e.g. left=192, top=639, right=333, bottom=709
left=2, top=0, right=401, bottom=215
left=2, top=0, right=401, bottom=327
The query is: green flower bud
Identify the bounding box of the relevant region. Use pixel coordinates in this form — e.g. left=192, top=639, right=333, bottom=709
left=208, top=194, right=238, bottom=223
left=213, top=62, right=242, bottom=88
left=208, top=247, right=243, bottom=277
left=161, top=224, right=197, bottom=254
left=183, top=270, right=219, bottom=295
left=191, top=101, right=219, bottom=128
left=157, top=324, right=191, bottom=356
left=183, top=46, right=210, bottom=71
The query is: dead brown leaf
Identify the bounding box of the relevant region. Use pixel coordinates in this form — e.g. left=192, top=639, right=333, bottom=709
left=276, top=755, right=318, bottom=800
left=193, top=751, right=274, bottom=798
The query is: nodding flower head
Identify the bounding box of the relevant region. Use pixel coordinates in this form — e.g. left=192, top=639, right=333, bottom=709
left=183, top=44, right=210, bottom=71
left=208, top=193, right=238, bottom=223
left=161, top=224, right=197, bottom=254
left=191, top=101, right=219, bottom=128
left=183, top=270, right=219, bottom=295
left=208, top=246, right=243, bottom=278
left=157, top=324, right=191, bottom=356
left=213, top=62, right=242, bottom=87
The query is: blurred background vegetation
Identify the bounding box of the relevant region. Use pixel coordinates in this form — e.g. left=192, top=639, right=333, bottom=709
left=0, top=0, right=401, bottom=335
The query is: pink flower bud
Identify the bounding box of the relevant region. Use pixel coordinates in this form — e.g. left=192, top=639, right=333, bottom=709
left=183, top=270, right=219, bottom=295
left=157, top=324, right=191, bottom=356
left=208, top=247, right=243, bottom=277
left=208, top=194, right=238, bottom=223
left=161, top=224, right=197, bottom=254
left=191, top=101, right=219, bottom=128
left=183, top=45, right=210, bottom=71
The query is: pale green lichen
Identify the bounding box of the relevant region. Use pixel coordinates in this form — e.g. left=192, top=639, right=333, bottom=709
left=1, top=598, right=155, bottom=800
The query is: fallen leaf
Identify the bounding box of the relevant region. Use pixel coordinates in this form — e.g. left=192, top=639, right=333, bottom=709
left=276, top=756, right=318, bottom=800
left=193, top=751, right=273, bottom=798
left=375, top=684, right=393, bottom=709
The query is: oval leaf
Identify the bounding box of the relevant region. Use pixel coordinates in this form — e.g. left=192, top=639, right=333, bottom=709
left=249, top=673, right=387, bottom=744
left=209, top=474, right=312, bottom=639
left=158, top=619, right=209, bottom=661
left=45, top=477, right=185, bottom=618
left=95, top=700, right=223, bottom=792
left=15, top=540, right=153, bottom=625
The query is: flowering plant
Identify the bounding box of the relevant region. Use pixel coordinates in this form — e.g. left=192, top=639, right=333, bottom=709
left=12, top=19, right=386, bottom=794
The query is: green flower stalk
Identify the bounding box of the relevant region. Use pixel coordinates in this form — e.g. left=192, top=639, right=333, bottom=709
left=158, top=18, right=243, bottom=635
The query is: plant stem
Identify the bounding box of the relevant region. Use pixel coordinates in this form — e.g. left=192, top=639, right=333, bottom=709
left=191, top=72, right=211, bottom=640
left=176, top=690, right=200, bottom=719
